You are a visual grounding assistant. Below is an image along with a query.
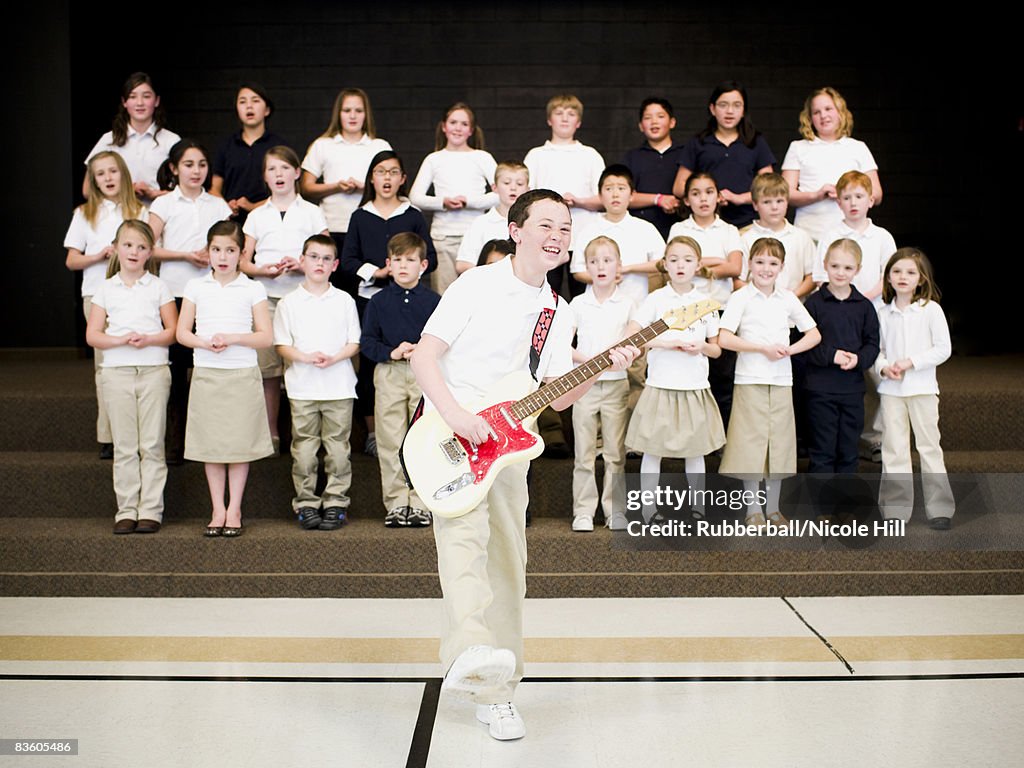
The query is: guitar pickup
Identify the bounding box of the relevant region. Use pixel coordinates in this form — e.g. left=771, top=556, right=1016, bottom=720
left=439, top=437, right=468, bottom=465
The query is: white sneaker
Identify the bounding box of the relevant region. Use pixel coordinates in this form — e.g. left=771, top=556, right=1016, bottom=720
left=476, top=702, right=526, bottom=740
left=441, top=645, right=515, bottom=702
left=607, top=512, right=628, bottom=530
left=571, top=515, right=594, bottom=532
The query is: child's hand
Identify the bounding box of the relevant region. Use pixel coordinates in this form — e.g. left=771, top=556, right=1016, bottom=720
left=833, top=350, right=856, bottom=369
left=308, top=351, right=333, bottom=368
left=235, top=197, right=255, bottom=213
left=445, top=407, right=498, bottom=446
left=659, top=195, right=680, bottom=213
left=840, top=351, right=858, bottom=370
left=187, top=249, right=210, bottom=268
left=133, top=181, right=154, bottom=199
left=891, top=358, right=914, bottom=375
left=762, top=344, right=790, bottom=360
left=881, top=365, right=902, bottom=380
left=607, top=345, right=641, bottom=371
left=678, top=341, right=703, bottom=356
left=209, top=334, right=231, bottom=352
left=443, top=196, right=466, bottom=210
left=126, top=333, right=150, bottom=349
left=390, top=341, right=416, bottom=361
left=227, top=198, right=240, bottom=215
left=719, top=189, right=741, bottom=206
left=562, top=193, right=577, bottom=207
left=373, top=266, right=390, bottom=280
left=279, top=256, right=302, bottom=273
left=820, top=184, right=837, bottom=200
left=96, top=245, right=115, bottom=264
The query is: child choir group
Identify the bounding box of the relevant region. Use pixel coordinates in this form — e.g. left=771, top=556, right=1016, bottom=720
left=65, top=72, right=955, bottom=537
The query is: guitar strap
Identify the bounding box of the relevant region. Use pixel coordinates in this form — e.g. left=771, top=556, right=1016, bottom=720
left=399, top=287, right=560, bottom=489
left=529, top=286, right=560, bottom=382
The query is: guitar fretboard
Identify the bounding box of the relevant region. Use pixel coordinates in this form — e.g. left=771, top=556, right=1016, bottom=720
left=510, top=319, right=669, bottom=420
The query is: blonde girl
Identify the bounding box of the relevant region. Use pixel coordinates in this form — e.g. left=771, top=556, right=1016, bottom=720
left=86, top=220, right=177, bottom=534
left=301, top=88, right=391, bottom=253
left=177, top=221, right=274, bottom=537
left=626, top=236, right=725, bottom=522
left=409, top=102, right=498, bottom=294
left=781, top=87, right=883, bottom=241
left=876, top=248, right=954, bottom=529
left=65, top=151, right=146, bottom=456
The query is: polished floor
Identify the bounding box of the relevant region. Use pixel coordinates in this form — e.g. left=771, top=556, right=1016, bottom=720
left=1, top=596, right=1022, bottom=767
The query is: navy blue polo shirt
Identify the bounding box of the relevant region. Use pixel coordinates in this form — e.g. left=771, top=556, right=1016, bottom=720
left=623, top=142, right=686, bottom=239
left=340, top=205, right=438, bottom=283
left=679, top=133, right=776, bottom=228
left=212, top=130, right=289, bottom=204
left=801, top=285, right=880, bottom=394
left=360, top=281, right=441, bottom=364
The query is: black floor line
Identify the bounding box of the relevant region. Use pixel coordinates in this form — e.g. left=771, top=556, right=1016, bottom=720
left=782, top=595, right=855, bottom=674
left=1, top=672, right=1021, bottom=684
left=405, top=680, right=441, bottom=768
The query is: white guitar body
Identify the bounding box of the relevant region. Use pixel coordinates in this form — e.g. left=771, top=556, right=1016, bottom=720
left=402, top=371, right=541, bottom=519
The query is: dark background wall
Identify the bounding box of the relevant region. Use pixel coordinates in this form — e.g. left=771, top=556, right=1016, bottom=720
left=6, top=1, right=1020, bottom=350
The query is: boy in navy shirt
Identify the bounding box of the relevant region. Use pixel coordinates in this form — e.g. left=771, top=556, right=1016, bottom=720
left=623, top=97, right=684, bottom=239
left=360, top=233, right=440, bottom=527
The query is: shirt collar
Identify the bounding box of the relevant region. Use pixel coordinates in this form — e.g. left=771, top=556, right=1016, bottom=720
left=364, top=199, right=411, bottom=219
left=111, top=271, right=155, bottom=287
left=385, top=280, right=426, bottom=297
left=332, top=133, right=371, bottom=146
left=581, top=285, right=625, bottom=305
left=821, top=284, right=867, bottom=302
left=127, top=123, right=157, bottom=140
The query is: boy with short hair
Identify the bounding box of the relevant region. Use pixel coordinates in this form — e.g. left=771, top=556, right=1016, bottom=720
left=523, top=94, right=606, bottom=229
left=568, top=236, right=636, bottom=532
left=741, top=173, right=816, bottom=298
left=569, top=165, right=665, bottom=307
left=801, top=238, right=880, bottom=474
left=812, top=171, right=896, bottom=301
left=410, top=190, right=639, bottom=740
left=455, top=162, right=528, bottom=274
left=360, top=232, right=440, bottom=527
left=273, top=235, right=361, bottom=530
left=623, top=97, right=684, bottom=239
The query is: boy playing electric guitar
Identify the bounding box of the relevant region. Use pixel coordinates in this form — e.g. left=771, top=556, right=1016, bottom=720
left=410, top=189, right=640, bottom=740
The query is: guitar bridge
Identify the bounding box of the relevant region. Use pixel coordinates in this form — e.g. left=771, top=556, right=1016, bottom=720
left=439, top=437, right=468, bottom=466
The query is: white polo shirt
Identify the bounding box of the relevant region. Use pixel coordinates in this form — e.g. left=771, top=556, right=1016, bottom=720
left=570, top=214, right=666, bottom=306
left=85, top=125, right=181, bottom=194
left=409, top=149, right=499, bottom=236
left=667, top=216, right=744, bottom=305
left=149, top=187, right=232, bottom=296
left=301, top=134, right=392, bottom=232
left=741, top=220, right=816, bottom=293
left=634, top=285, right=719, bottom=390
left=64, top=200, right=144, bottom=297
left=183, top=272, right=267, bottom=369
left=273, top=284, right=361, bottom=401
left=91, top=272, right=174, bottom=367
left=781, top=137, right=878, bottom=241
left=524, top=140, right=606, bottom=230
left=875, top=299, right=951, bottom=397
left=456, top=207, right=510, bottom=266
left=243, top=197, right=328, bottom=298
left=813, top=219, right=897, bottom=298
left=421, top=256, right=574, bottom=409
left=568, top=287, right=636, bottom=382
left=720, top=283, right=816, bottom=386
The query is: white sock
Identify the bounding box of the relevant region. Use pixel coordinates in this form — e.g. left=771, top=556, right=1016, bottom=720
left=684, top=456, right=706, bottom=515
left=640, top=453, right=662, bottom=521
left=744, top=480, right=763, bottom=518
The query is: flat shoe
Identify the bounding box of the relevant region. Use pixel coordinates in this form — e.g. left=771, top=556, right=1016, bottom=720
left=204, top=525, right=223, bottom=537
left=135, top=519, right=161, bottom=534
left=113, top=519, right=136, bottom=534
left=222, top=526, right=243, bottom=537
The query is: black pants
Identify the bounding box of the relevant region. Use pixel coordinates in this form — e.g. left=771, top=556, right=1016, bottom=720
left=805, top=390, right=864, bottom=474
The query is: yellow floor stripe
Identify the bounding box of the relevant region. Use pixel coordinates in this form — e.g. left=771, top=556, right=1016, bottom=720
left=1, top=635, right=1022, bottom=664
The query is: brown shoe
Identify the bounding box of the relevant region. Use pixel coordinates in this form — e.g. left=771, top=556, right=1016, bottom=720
left=114, top=519, right=137, bottom=534
left=135, top=519, right=162, bottom=534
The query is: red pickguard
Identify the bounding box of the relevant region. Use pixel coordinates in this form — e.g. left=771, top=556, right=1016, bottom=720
left=456, top=401, right=538, bottom=485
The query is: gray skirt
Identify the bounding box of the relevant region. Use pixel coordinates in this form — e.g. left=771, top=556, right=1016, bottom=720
left=625, top=385, right=725, bottom=458
left=184, top=366, right=274, bottom=463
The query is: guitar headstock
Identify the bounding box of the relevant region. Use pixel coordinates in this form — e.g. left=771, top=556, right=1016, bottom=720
left=662, top=299, right=721, bottom=332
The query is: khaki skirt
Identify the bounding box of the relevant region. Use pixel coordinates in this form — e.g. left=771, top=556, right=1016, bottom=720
left=625, top=386, right=725, bottom=458
left=184, top=367, right=274, bottom=463
left=719, top=383, right=796, bottom=478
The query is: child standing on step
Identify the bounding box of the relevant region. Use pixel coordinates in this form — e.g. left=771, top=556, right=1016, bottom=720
left=86, top=220, right=177, bottom=534
left=177, top=221, right=274, bottom=537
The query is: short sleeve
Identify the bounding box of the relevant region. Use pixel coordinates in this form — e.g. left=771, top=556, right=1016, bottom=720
left=718, top=291, right=746, bottom=334
left=345, top=295, right=362, bottom=345
left=301, top=138, right=325, bottom=177
left=679, top=136, right=700, bottom=171
left=63, top=208, right=88, bottom=250
left=90, top=281, right=109, bottom=310
left=780, top=140, right=804, bottom=172
left=148, top=193, right=172, bottom=224
left=754, top=135, right=777, bottom=170
left=272, top=297, right=292, bottom=346
left=421, top=270, right=476, bottom=347
left=250, top=280, right=268, bottom=306
left=182, top=278, right=200, bottom=304
left=788, top=293, right=816, bottom=333
left=157, top=278, right=174, bottom=306
left=854, top=140, right=878, bottom=172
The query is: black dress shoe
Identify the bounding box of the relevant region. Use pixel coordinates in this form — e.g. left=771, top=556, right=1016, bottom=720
left=929, top=517, right=952, bottom=531
left=99, top=443, right=114, bottom=460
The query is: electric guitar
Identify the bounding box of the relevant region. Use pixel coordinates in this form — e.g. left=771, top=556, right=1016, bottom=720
left=402, top=299, right=721, bottom=518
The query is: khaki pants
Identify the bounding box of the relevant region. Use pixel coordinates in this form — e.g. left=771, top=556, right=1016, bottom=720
left=433, top=461, right=528, bottom=701
left=571, top=379, right=629, bottom=519
left=100, top=365, right=171, bottom=522
left=878, top=393, right=955, bottom=521
left=430, top=234, right=462, bottom=296
left=84, top=296, right=112, bottom=443
left=373, top=361, right=422, bottom=512
left=289, top=398, right=354, bottom=509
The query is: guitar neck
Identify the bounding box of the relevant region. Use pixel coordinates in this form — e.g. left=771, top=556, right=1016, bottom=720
left=510, top=319, right=669, bottom=420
